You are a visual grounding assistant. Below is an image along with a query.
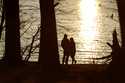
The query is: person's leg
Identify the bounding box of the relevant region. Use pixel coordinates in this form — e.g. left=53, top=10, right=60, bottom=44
left=73, top=57, right=76, bottom=64
left=65, top=55, right=69, bottom=64
left=62, top=51, right=66, bottom=64
left=74, top=57, right=77, bottom=64
left=72, top=55, right=77, bottom=64
left=74, top=59, right=77, bottom=64
left=71, top=56, right=74, bottom=64
left=71, top=52, right=75, bottom=64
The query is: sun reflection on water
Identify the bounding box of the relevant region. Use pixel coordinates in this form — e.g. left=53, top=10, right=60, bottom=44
left=79, top=0, right=99, bottom=60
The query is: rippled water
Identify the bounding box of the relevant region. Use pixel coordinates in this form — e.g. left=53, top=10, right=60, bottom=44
left=0, top=0, right=121, bottom=64
left=55, top=0, right=121, bottom=64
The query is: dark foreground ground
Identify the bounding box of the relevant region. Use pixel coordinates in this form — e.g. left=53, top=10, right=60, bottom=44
left=0, top=62, right=111, bottom=83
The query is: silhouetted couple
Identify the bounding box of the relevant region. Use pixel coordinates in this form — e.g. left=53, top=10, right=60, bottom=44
left=61, top=34, right=77, bottom=64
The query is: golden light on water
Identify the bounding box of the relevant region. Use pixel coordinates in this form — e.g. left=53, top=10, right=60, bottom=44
left=79, top=0, right=98, bottom=51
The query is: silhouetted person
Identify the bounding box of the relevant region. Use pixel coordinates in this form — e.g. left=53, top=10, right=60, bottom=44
left=61, top=34, right=70, bottom=64
left=69, top=37, right=77, bottom=64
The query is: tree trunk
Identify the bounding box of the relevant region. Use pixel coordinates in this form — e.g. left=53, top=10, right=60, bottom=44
left=3, top=0, right=22, bottom=65
left=108, top=1, right=125, bottom=83
left=39, top=0, right=61, bottom=82
left=117, top=0, right=125, bottom=48
left=0, top=0, right=5, bottom=40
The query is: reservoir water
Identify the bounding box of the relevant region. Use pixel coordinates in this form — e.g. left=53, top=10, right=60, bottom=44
left=55, top=0, right=121, bottom=64
left=0, top=0, right=121, bottom=64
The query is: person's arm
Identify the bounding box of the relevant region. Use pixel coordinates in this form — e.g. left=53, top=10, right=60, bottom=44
left=74, top=42, right=76, bottom=52
left=61, top=40, right=64, bottom=49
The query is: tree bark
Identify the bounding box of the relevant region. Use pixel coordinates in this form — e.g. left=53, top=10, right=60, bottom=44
left=108, top=1, right=125, bottom=83
left=117, top=0, right=125, bottom=48
left=4, top=0, right=22, bottom=65
left=0, top=0, right=5, bottom=40
left=39, top=0, right=61, bottom=82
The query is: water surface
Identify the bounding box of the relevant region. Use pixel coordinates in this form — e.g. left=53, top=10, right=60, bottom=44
left=55, top=0, right=121, bottom=64
left=0, top=0, right=120, bottom=64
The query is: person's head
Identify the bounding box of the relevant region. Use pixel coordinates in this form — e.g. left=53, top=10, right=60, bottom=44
left=70, top=37, right=74, bottom=41
left=64, top=34, right=67, bottom=38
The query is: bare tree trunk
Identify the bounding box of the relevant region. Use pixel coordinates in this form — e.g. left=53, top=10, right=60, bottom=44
left=0, top=0, right=5, bottom=40
left=39, top=0, right=61, bottom=82
left=3, top=0, right=22, bottom=65
left=108, top=1, right=125, bottom=83
left=117, top=0, right=125, bottom=48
